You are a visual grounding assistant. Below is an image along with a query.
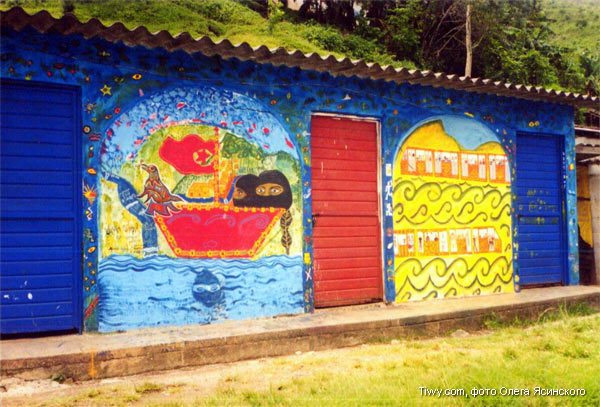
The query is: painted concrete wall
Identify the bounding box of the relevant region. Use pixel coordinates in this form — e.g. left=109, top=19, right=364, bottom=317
left=0, top=26, right=579, bottom=331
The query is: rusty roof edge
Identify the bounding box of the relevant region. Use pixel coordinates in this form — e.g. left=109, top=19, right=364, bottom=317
left=1, top=6, right=599, bottom=109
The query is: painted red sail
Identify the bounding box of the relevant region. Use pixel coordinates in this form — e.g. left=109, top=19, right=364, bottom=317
left=159, top=134, right=218, bottom=175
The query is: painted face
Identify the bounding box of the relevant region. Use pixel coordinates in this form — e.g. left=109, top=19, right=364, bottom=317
left=232, top=170, right=292, bottom=209
left=234, top=187, right=247, bottom=200
left=232, top=174, right=259, bottom=207
left=256, top=183, right=284, bottom=197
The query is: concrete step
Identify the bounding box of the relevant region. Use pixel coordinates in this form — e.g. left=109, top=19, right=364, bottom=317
left=2, top=286, right=599, bottom=381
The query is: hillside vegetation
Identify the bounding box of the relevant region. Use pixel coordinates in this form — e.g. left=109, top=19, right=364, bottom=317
left=545, top=0, right=600, bottom=51
left=1, top=0, right=598, bottom=96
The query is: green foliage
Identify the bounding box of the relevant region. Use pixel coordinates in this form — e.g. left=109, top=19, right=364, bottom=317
left=62, top=0, right=74, bottom=14
left=302, top=23, right=400, bottom=67
left=382, top=1, right=423, bottom=62
left=1, top=0, right=597, bottom=94
left=267, top=0, right=285, bottom=33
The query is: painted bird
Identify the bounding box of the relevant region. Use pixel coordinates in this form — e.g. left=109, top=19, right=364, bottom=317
left=139, top=163, right=182, bottom=216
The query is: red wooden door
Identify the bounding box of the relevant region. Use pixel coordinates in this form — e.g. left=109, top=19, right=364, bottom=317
left=311, top=115, right=382, bottom=307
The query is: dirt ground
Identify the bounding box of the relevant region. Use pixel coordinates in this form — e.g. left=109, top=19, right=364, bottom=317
left=1, top=346, right=355, bottom=407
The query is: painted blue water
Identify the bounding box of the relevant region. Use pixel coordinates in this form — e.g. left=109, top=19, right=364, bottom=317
left=97, top=254, right=303, bottom=332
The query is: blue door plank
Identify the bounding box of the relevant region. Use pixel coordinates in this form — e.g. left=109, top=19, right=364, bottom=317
left=519, top=240, right=561, bottom=250
left=1, top=185, right=73, bottom=199
left=1, top=141, right=73, bottom=158
left=1, top=87, right=74, bottom=104
left=518, top=257, right=563, bottom=268
left=515, top=178, right=562, bottom=189
left=517, top=223, right=560, bottom=233
left=1, top=275, right=73, bottom=290
left=0, top=128, right=73, bottom=144
left=516, top=157, right=559, bottom=166
left=517, top=249, right=564, bottom=257
left=515, top=186, right=559, bottom=196
left=517, top=147, right=559, bottom=156
left=519, top=234, right=561, bottom=243
left=1, top=232, right=74, bottom=247
left=1, top=315, right=76, bottom=334
left=1, top=100, right=73, bottom=116
left=1, top=170, right=73, bottom=185
left=515, top=161, right=558, bottom=172
left=1, top=260, right=76, bottom=276
left=1, top=115, right=74, bottom=132
left=1, top=247, right=74, bottom=262
left=516, top=193, right=561, bottom=201
left=0, top=219, right=73, bottom=233
left=1, top=210, right=77, bottom=220
left=1, top=288, right=73, bottom=305
left=1, top=198, right=74, bottom=213
left=518, top=265, right=563, bottom=275
left=1, top=156, right=74, bottom=171
left=519, top=273, right=563, bottom=285
left=1, top=302, right=74, bottom=319
left=516, top=207, right=560, bottom=217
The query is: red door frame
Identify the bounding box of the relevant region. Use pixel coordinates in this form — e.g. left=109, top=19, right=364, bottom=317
left=310, top=113, right=384, bottom=307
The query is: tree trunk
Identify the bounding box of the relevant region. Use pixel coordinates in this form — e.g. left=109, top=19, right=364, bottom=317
left=465, top=3, right=472, bottom=77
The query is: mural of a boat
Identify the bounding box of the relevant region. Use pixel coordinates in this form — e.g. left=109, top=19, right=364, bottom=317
left=141, top=128, right=290, bottom=259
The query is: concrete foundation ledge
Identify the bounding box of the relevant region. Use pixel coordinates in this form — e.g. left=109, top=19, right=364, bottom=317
left=2, top=286, right=599, bottom=381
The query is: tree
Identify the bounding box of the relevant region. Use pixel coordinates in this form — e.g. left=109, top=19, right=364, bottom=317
left=465, top=2, right=472, bottom=77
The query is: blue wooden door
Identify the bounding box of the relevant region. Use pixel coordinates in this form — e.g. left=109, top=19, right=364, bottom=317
left=1, top=79, right=82, bottom=334
left=515, top=133, right=566, bottom=286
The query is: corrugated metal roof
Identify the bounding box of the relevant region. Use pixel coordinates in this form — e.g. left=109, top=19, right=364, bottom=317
left=1, top=6, right=599, bottom=109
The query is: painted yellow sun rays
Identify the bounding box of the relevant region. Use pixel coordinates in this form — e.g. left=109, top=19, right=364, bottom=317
left=393, top=120, right=513, bottom=302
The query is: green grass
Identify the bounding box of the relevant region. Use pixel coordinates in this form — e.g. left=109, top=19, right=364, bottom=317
left=198, top=313, right=600, bottom=407
left=29, top=304, right=600, bottom=407
left=482, top=301, right=598, bottom=330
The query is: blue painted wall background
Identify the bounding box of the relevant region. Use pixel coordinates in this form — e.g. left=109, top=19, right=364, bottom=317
left=0, top=26, right=578, bottom=331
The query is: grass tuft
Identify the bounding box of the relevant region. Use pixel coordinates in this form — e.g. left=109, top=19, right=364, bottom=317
left=135, top=382, right=163, bottom=394
left=483, top=301, right=599, bottom=330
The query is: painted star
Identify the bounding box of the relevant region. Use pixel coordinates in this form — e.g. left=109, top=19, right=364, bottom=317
left=446, top=98, right=452, bottom=104
left=100, top=84, right=112, bottom=96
